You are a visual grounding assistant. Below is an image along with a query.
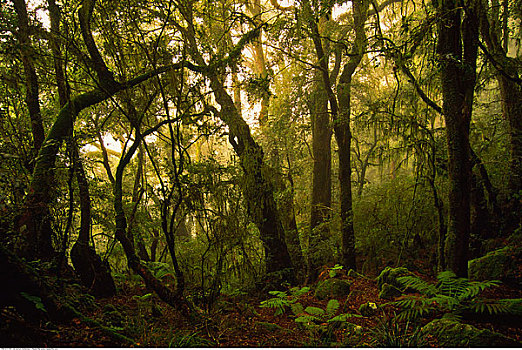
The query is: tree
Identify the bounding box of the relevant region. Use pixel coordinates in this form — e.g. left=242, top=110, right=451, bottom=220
left=478, top=0, right=522, bottom=230
left=436, top=0, right=479, bottom=277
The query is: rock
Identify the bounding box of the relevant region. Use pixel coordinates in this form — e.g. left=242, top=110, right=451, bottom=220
left=422, top=318, right=521, bottom=347
left=358, top=302, right=378, bottom=317
left=378, top=283, right=402, bottom=300
left=376, top=266, right=412, bottom=290
left=468, top=245, right=522, bottom=287
left=314, top=278, right=351, bottom=300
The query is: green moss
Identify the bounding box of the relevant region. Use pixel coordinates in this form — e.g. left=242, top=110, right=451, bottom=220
left=314, top=278, right=351, bottom=300
left=422, top=318, right=521, bottom=347
left=256, top=321, right=285, bottom=332
left=376, top=266, right=411, bottom=290
left=378, top=283, right=402, bottom=300
left=468, top=245, right=522, bottom=286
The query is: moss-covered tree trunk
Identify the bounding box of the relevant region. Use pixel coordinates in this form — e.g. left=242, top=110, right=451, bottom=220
left=478, top=0, right=522, bottom=232
left=336, top=0, right=368, bottom=271
left=436, top=0, right=479, bottom=277
left=113, top=130, right=185, bottom=308
left=309, top=72, right=333, bottom=278
left=14, top=0, right=183, bottom=261
left=183, top=10, right=295, bottom=283
left=13, top=0, right=45, bottom=157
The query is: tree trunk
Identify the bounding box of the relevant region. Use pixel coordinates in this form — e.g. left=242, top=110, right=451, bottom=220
left=437, top=0, right=479, bottom=277
left=183, top=14, right=295, bottom=283
left=335, top=0, right=368, bottom=270
left=48, top=0, right=115, bottom=297
left=478, top=0, right=522, bottom=232
left=114, top=129, right=185, bottom=308
left=308, top=73, right=333, bottom=277
left=13, top=0, right=45, bottom=156
left=248, top=0, right=303, bottom=279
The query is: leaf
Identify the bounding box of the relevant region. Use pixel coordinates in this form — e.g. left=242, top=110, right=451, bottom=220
left=20, top=292, right=46, bottom=312
left=328, top=313, right=361, bottom=322
left=133, top=293, right=152, bottom=301
left=305, top=306, right=325, bottom=316
left=326, top=299, right=340, bottom=317
left=290, top=286, right=310, bottom=297
left=295, top=315, right=319, bottom=324
left=290, top=302, right=304, bottom=316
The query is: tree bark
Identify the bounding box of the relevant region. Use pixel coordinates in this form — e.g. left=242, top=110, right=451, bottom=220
left=478, top=0, right=522, bottom=231
left=336, top=0, right=368, bottom=270
left=308, top=72, right=333, bottom=277
left=437, top=0, right=479, bottom=277
left=182, top=9, right=295, bottom=283
left=12, top=0, right=45, bottom=156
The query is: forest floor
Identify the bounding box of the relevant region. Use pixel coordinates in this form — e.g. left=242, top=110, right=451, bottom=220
left=5, top=268, right=520, bottom=348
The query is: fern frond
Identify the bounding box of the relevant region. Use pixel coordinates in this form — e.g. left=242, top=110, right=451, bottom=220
left=305, top=306, right=325, bottom=316
left=328, top=313, right=362, bottom=322
left=397, top=275, right=437, bottom=296
left=295, top=314, right=320, bottom=326
left=470, top=299, right=511, bottom=315
left=460, top=280, right=500, bottom=300
left=326, top=299, right=340, bottom=318
left=290, top=302, right=304, bottom=316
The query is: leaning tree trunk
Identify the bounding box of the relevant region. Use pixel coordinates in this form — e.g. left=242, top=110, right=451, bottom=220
left=113, top=127, right=187, bottom=308
left=247, top=0, right=305, bottom=277
left=183, top=14, right=295, bottom=284
left=47, top=0, right=116, bottom=297
left=437, top=0, right=479, bottom=277
left=69, top=141, right=116, bottom=297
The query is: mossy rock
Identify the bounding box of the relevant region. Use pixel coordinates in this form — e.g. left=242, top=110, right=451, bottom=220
left=468, top=245, right=522, bottom=287
left=314, top=278, right=351, bottom=300
left=358, top=302, right=378, bottom=317
left=378, top=283, right=402, bottom=300
left=376, top=266, right=412, bottom=290
left=422, top=318, right=521, bottom=347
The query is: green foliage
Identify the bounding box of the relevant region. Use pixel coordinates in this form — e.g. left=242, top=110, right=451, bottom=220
left=328, top=264, right=344, bottom=278
left=354, top=175, right=438, bottom=273
left=19, top=292, right=46, bottom=312
left=376, top=266, right=412, bottom=290
left=294, top=298, right=361, bottom=327
left=370, top=315, right=427, bottom=347
left=143, top=262, right=175, bottom=281
left=259, top=287, right=310, bottom=316
left=168, top=331, right=214, bottom=347
left=294, top=298, right=362, bottom=346
left=391, top=271, right=510, bottom=321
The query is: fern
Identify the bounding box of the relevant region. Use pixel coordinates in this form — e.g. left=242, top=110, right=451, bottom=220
left=393, top=271, right=504, bottom=321
left=260, top=287, right=311, bottom=316
left=397, top=275, right=438, bottom=296
left=326, top=299, right=340, bottom=318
